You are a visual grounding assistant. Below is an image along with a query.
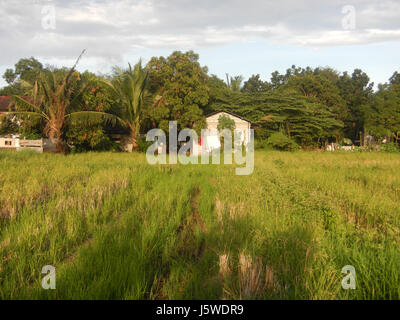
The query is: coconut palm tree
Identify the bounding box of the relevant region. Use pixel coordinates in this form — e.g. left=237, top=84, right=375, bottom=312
left=102, top=61, right=149, bottom=151
left=10, top=50, right=117, bottom=152
left=226, top=74, right=244, bottom=92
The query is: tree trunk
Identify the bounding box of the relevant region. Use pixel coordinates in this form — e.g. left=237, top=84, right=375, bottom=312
left=48, top=128, right=65, bottom=153
left=55, top=139, right=64, bottom=153
left=130, top=130, right=138, bottom=152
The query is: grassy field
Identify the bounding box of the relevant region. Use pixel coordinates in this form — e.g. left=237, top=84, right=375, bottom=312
left=0, top=150, right=399, bottom=300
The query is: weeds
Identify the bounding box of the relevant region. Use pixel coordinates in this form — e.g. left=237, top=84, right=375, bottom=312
left=0, top=150, right=399, bottom=299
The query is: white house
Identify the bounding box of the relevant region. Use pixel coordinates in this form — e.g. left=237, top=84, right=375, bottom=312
left=192, top=111, right=252, bottom=155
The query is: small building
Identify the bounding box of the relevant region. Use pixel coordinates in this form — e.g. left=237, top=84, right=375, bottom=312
left=0, top=135, right=44, bottom=153
left=0, top=135, right=18, bottom=150
left=192, top=111, right=253, bottom=155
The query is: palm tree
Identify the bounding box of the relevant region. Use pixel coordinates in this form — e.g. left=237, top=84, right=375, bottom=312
left=10, top=50, right=117, bottom=152
left=225, top=74, right=244, bottom=92
left=102, top=61, right=148, bottom=151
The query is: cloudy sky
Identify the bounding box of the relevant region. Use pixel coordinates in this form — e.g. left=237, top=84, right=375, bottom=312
left=1, top=0, right=399, bottom=88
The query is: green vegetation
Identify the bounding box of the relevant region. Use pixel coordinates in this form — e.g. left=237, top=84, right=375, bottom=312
left=8, top=52, right=118, bottom=152
left=2, top=54, right=400, bottom=153
left=146, top=51, right=209, bottom=135
left=101, top=61, right=149, bottom=151
left=217, top=114, right=236, bottom=133
left=265, top=132, right=299, bottom=151
left=0, top=150, right=399, bottom=300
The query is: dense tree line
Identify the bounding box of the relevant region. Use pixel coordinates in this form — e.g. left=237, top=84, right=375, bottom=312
left=0, top=51, right=399, bottom=152
left=207, top=65, right=399, bottom=149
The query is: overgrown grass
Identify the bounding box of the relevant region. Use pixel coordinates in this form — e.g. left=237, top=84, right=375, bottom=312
left=0, top=150, right=399, bottom=299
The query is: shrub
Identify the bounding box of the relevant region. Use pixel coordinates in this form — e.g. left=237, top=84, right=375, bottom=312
left=137, top=137, right=153, bottom=153
left=217, top=115, right=235, bottom=132
left=342, top=138, right=353, bottom=146
left=19, top=132, right=42, bottom=140
left=66, top=123, right=118, bottom=153
left=254, top=139, right=267, bottom=150
left=381, top=142, right=399, bottom=153
left=266, top=132, right=300, bottom=151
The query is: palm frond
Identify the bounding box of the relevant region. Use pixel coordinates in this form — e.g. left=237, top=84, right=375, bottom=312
left=65, top=49, right=86, bottom=84
left=6, top=111, right=46, bottom=119
left=69, top=82, right=91, bottom=108
left=98, top=79, right=118, bottom=96
left=11, top=96, right=49, bottom=121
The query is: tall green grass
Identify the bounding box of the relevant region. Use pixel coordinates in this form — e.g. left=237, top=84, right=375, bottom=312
left=0, top=150, right=399, bottom=299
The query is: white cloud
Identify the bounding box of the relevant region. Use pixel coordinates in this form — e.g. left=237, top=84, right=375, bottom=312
left=0, top=0, right=399, bottom=77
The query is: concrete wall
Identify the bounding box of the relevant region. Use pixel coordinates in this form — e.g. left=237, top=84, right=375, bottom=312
left=0, top=137, right=18, bottom=149
left=205, top=112, right=251, bottom=146
left=19, top=139, right=43, bottom=153
left=190, top=112, right=251, bottom=156
left=0, top=137, right=43, bottom=153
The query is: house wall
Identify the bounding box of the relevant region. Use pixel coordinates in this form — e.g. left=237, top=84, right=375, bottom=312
left=205, top=112, right=251, bottom=146
left=0, top=137, right=18, bottom=149
left=190, top=112, right=251, bottom=156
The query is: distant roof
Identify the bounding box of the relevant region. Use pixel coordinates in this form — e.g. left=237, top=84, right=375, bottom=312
left=205, top=110, right=254, bottom=124
left=0, top=96, right=12, bottom=113
left=0, top=96, right=32, bottom=113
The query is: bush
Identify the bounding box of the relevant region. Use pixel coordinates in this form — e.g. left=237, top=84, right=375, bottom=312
left=66, top=123, right=118, bottom=153
left=381, top=142, right=399, bottom=153
left=19, top=132, right=42, bottom=140
left=266, top=132, right=300, bottom=151
left=254, top=139, right=268, bottom=150
left=137, top=137, right=153, bottom=153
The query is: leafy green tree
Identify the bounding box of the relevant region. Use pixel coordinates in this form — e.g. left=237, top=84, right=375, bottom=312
left=337, top=69, right=374, bottom=141
left=217, top=114, right=235, bottom=150
left=208, top=75, right=228, bottom=90
left=147, top=51, right=209, bottom=134
left=4, top=57, right=43, bottom=85
left=65, top=122, right=116, bottom=152
left=270, top=71, right=286, bottom=89
left=242, top=74, right=271, bottom=93
left=257, top=94, right=343, bottom=147
left=284, top=73, right=345, bottom=134
left=270, top=65, right=307, bottom=89
left=1, top=57, right=44, bottom=95
left=217, top=114, right=235, bottom=132
left=207, top=89, right=343, bottom=147
left=313, top=67, right=341, bottom=84
left=389, top=71, right=400, bottom=85
left=63, top=71, right=117, bottom=152
left=365, top=82, right=400, bottom=143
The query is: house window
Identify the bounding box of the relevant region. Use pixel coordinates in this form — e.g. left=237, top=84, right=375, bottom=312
left=5, top=141, right=12, bottom=146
